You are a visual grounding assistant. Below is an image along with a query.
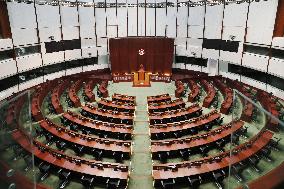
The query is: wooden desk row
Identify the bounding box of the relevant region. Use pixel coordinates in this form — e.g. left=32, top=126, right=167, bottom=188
left=175, top=81, right=185, bottom=98
left=98, top=99, right=135, bottom=113
left=112, top=93, right=136, bottom=104
left=257, top=90, right=280, bottom=131
left=12, top=130, right=129, bottom=183
left=152, top=130, right=273, bottom=186
left=187, top=79, right=200, bottom=103
left=62, top=111, right=133, bottom=139
left=32, top=81, right=59, bottom=121
left=201, top=79, right=216, bottom=108
left=151, top=120, right=244, bottom=155
left=68, top=80, right=82, bottom=108
left=213, top=78, right=233, bottom=115
left=227, top=79, right=253, bottom=122
left=98, top=81, right=109, bottom=98
left=81, top=104, right=134, bottom=125
left=150, top=110, right=221, bottom=139
left=148, top=98, right=185, bottom=113
left=83, top=80, right=96, bottom=102
left=51, top=80, right=69, bottom=114
left=40, top=119, right=131, bottom=156
left=149, top=104, right=202, bottom=125
left=147, top=94, right=171, bottom=104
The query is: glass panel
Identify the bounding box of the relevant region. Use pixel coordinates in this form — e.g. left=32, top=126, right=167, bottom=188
left=15, top=45, right=41, bottom=57
left=0, top=90, right=36, bottom=189
left=225, top=89, right=284, bottom=189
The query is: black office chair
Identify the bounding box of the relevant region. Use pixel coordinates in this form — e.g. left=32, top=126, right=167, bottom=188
left=158, top=152, right=169, bottom=163
left=231, top=163, right=244, bottom=182
left=179, top=149, right=191, bottom=161
left=260, top=147, right=272, bottom=162
left=106, top=178, right=121, bottom=189
left=248, top=155, right=261, bottom=172
left=56, top=140, right=67, bottom=151
left=113, top=152, right=124, bottom=163
left=186, top=175, right=202, bottom=188
left=38, top=162, right=51, bottom=181
left=74, top=144, right=85, bottom=156
left=212, top=170, right=226, bottom=189
left=81, top=175, right=95, bottom=189
left=199, top=145, right=210, bottom=156
left=161, top=178, right=175, bottom=189
left=58, top=169, right=71, bottom=189
left=92, top=149, right=103, bottom=161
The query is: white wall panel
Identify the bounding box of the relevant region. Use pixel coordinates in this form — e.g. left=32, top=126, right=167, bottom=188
left=38, top=27, right=62, bottom=43
left=0, top=86, right=18, bottom=101
left=107, top=26, right=117, bottom=38
left=138, top=7, right=146, bottom=36
left=128, top=7, right=137, bottom=36
left=62, top=26, right=80, bottom=40
left=246, top=27, right=274, bottom=45
left=60, top=6, right=79, bottom=27
left=268, top=58, right=284, bottom=78
left=176, top=46, right=187, bottom=56
left=96, top=8, right=107, bottom=37
left=219, top=51, right=242, bottom=65
left=81, top=38, right=96, bottom=48
left=272, top=37, right=284, bottom=48
left=117, top=8, right=127, bottom=37
left=222, top=26, right=245, bottom=42
left=7, top=2, right=36, bottom=29
left=185, top=64, right=202, bottom=72
left=0, top=59, right=17, bottom=79
left=242, top=53, right=269, bottom=72
left=223, top=2, right=248, bottom=27
left=98, top=47, right=108, bottom=56
left=98, top=55, right=109, bottom=64
left=83, top=64, right=101, bottom=72
left=202, top=48, right=219, bottom=59
left=188, top=26, right=203, bottom=39
left=36, top=4, right=60, bottom=28
left=188, top=6, right=205, bottom=26
left=97, top=38, right=108, bottom=47
left=17, top=54, right=42, bottom=72
left=156, top=8, right=166, bottom=36
left=166, top=7, right=176, bottom=38
left=187, top=38, right=203, bottom=58
left=0, top=39, right=13, bottom=51
left=44, top=71, right=65, bottom=82
left=204, top=25, right=222, bottom=39
left=65, top=49, right=81, bottom=61
left=220, top=71, right=241, bottom=81
left=80, top=26, right=96, bottom=39
left=19, top=77, right=43, bottom=91
left=106, top=8, right=117, bottom=25
left=79, top=7, right=95, bottom=26
left=66, top=67, right=82, bottom=76
left=267, top=85, right=284, bottom=100
left=241, top=76, right=266, bottom=91
left=12, top=28, right=38, bottom=46
left=82, top=47, right=97, bottom=58
left=42, top=52, right=64, bottom=65
left=205, top=5, right=223, bottom=27
left=247, top=0, right=278, bottom=28
left=146, top=8, right=155, bottom=36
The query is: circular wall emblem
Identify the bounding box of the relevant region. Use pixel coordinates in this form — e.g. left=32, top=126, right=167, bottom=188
left=138, top=49, right=145, bottom=56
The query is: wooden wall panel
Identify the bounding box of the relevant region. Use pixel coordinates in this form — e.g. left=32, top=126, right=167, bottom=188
left=274, top=0, right=284, bottom=37
left=0, top=2, right=11, bottom=38
left=109, top=37, right=174, bottom=74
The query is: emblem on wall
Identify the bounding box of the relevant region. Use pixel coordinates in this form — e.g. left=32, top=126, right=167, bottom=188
left=138, top=49, right=145, bottom=56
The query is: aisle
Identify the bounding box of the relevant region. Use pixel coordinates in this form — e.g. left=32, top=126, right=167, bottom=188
left=106, top=82, right=176, bottom=189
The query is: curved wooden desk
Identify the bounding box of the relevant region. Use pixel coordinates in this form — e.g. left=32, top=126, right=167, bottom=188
left=151, top=120, right=244, bottom=156
left=152, top=130, right=273, bottom=187
left=150, top=110, right=221, bottom=139
left=148, top=98, right=185, bottom=113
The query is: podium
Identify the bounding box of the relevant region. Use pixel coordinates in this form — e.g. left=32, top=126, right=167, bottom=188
left=133, top=64, right=151, bottom=87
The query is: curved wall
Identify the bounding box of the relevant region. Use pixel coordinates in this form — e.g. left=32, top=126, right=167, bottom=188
left=0, top=0, right=283, bottom=100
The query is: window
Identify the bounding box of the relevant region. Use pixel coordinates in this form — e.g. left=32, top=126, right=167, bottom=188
left=0, top=50, right=14, bottom=61
left=243, top=44, right=269, bottom=56
left=15, top=45, right=41, bottom=57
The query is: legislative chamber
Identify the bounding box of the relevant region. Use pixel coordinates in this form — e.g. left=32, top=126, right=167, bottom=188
left=0, top=1, right=284, bottom=189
